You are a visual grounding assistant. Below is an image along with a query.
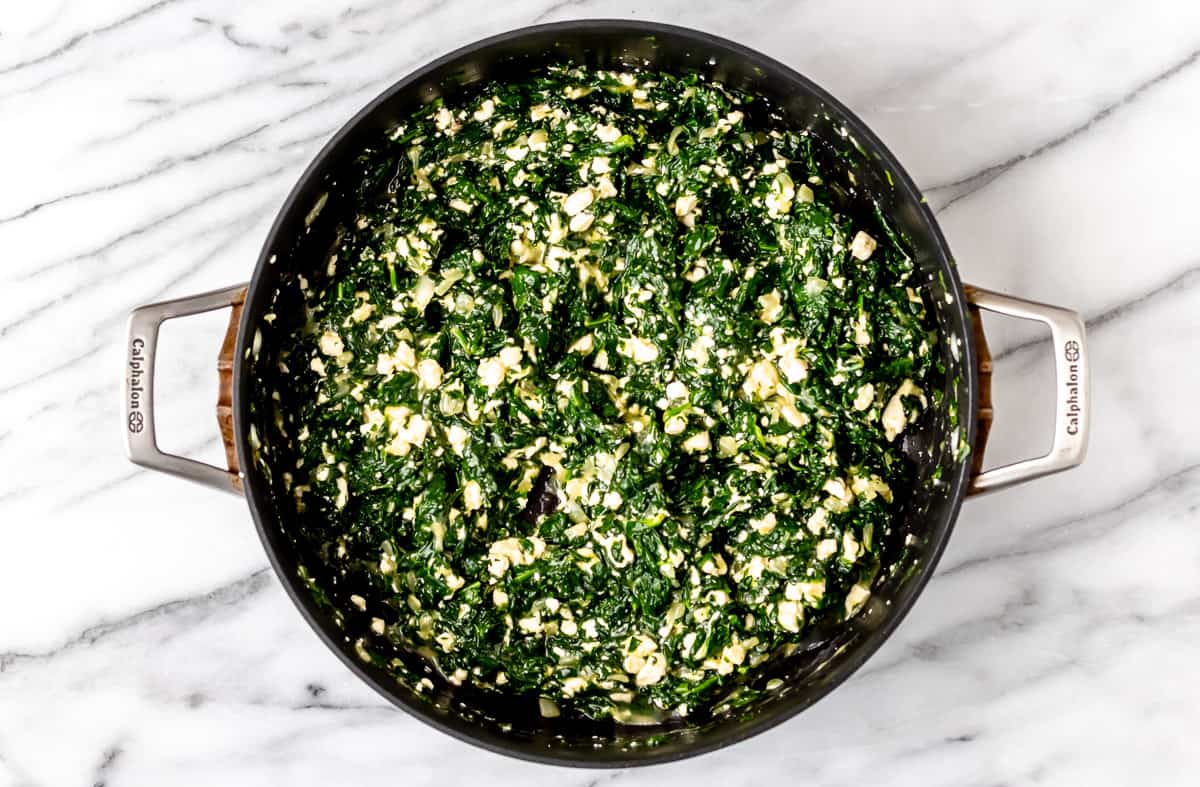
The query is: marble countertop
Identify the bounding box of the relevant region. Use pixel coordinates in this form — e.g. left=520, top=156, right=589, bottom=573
left=2, top=1, right=1197, bottom=784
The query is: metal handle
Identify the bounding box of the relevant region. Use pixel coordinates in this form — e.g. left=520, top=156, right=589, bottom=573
left=124, top=283, right=249, bottom=495
left=965, top=285, right=1089, bottom=495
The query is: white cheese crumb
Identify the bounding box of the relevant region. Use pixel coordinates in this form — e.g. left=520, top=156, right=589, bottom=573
left=350, top=299, right=375, bottom=323
left=682, top=431, right=711, bottom=453
left=845, top=583, right=871, bottom=616
left=665, top=380, right=689, bottom=401
left=881, top=379, right=923, bottom=441
left=674, top=193, right=698, bottom=217
left=777, top=600, right=801, bottom=632
left=758, top=289, right=784, bottom=324
left=635, top=652, right=668, bottom=687
left=595, top=175, right=618, bottom=199
left=318, top=330, right=343, bottom=357
left=446, top=424, right=469, bottom=456
left=561, top=676, right=588, bottom=697
left=568, top=334, right=594, bottom=354
left=473, top=98, right=495, bottom=121
left=853, top=383, right=875, bottom=411
left=383, top=409, right=430, bottom=456
left=850, top=231, right=877, bottom=261
left=416, top=358, right=443, bottom=391
left=478, top=357, right=506, bottom=391
left=413, top=275, right=438, bottom=313
left=852, top=311, right=871, bottom=346
left=742, top=359, right=779, bottom=400
left=765, top=172, right=795, bottom=217
left=377, top=342, right=416, bottom=375
left=463, top=480, right=484, bottom=512
left=620, top=336, right=659, bottom=364
left=751, top=512, right=777, bottom=535
left=595, top=123, right=621, bottom=143
left=563, top=187, right=594, bottom=216
left=569, top=211, right=595, bottom=233
left=843, top=531, right=862, bottom=562
left=806, top=507, right=829, bottom=534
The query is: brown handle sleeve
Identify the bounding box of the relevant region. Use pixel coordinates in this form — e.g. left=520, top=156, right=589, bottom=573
left=966, top=292, right=994, bottom=479
left=216, top=287, right=248, bottom=492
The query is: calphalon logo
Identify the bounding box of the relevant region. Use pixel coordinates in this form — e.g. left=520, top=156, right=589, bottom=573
left=128, top=338, right=146, bottom=433
left=1063, top=340, right=1081, bottom=435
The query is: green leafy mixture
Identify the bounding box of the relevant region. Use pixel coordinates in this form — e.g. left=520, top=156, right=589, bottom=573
left=258, top=64, right=937, bottom=721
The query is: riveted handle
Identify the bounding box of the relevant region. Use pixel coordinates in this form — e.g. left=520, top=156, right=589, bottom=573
left=964, top=285, right=1089, bottom=496
left=123, top=284, right=249, bottom=494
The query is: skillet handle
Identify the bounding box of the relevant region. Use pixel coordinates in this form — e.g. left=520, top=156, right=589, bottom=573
left=123, top=283, right=249, bottom=495
left=964, top=285, right=1090, bottom=496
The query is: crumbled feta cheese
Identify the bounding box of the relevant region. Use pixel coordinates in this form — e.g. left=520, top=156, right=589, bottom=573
left=595, top=123, right=621, bottom=143
left=377, top=341, right=416, bottom=375
left=350, top=298, right=375, bottom=323
left=758, top=289, right=784, bottom=323
left=881, top=379, right=923, bottom=441
left=416, top=358, right=443, bottom=390
left=620, top=336, right=659, bottom=363
left=383, top=409, right=430, bottom=456
left=742, top=359, right=779, bottom=400
left=665, top=380, right=689, bottom=401
left=568, top=334, right=594, bottom=354
left=478, top=357, right=506, bottom=391
left=751, top=512, right=777, bottom=535
left=635, top=652, right=667, bottom=687
left=563, top=187, right=594, bottom=216
left=850, top=231, right=877, bottom=260
left=765, top=172, right=795, bottom=217
left=842, top=531, right=862, bottom=562
left=852, top=311, right=871, bottom=346
left=319, top=330, right=343, bottom=357
left=464, top=481, right=485, bottom=513
left=569, top=211, right=595, bottom=233
left=777, top=600, right=801, bottom=632
left=853, top=383, right=875, bottom=411
left=473, top=98, right=495, bottom=121
left=806, top=507, right=829, bottom=534
left=845, top=583, right=871, bottom=616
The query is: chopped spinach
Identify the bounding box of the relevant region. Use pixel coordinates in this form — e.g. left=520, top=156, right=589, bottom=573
left=255, top=64, right=937, bottom=720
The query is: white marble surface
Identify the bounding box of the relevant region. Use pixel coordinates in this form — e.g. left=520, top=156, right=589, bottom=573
left=2, top=1, right=1198, bottom=784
